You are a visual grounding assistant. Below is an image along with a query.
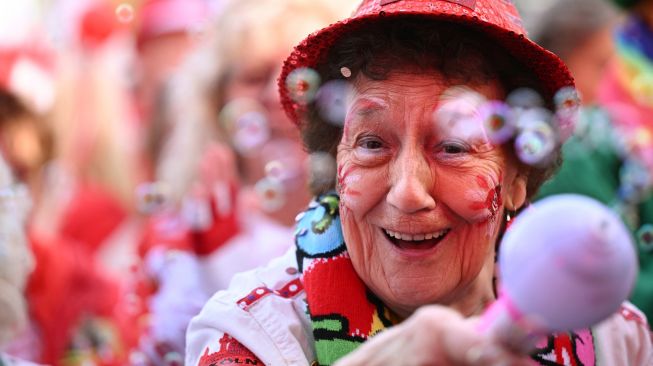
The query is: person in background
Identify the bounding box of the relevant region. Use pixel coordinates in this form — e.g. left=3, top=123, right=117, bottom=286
left=186, top=0, right=652, bottom=364
left=0, top=151, right=39, bottom=366
left=535, top=0, right=653, bottom=319
left=132, top=0, right=356, bottom=362
left=533, top=0, right=619, bottom=105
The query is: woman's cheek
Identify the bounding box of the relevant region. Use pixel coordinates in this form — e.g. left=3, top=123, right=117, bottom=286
left=437, top=168, right=503, bottom=229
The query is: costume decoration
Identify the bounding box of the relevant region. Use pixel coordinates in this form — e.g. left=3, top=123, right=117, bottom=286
left=198, top=334, right=263, bottom=366
left=296, top=193, right=602, bottom=365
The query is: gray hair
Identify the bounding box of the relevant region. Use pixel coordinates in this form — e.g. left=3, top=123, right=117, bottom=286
left=533, top=0, right=619, bottom=60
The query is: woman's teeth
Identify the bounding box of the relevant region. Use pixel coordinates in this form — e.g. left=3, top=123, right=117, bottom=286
left=384, top=229, right=448, bottom=242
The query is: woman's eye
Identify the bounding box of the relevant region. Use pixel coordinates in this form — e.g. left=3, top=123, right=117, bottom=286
left=358, top=137, right=384, bottom=150
left=439, top=141, right=469, bottom=155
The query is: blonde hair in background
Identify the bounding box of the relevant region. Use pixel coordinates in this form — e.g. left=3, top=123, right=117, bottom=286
left=50, top=44, right=139, bottom=209
left=0, top=153, right=34, bottom=345
left=157, top=0, right=358, bottom=205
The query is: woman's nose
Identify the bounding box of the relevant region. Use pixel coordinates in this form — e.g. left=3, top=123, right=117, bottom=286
left=386, top=147, right=436, bottom=213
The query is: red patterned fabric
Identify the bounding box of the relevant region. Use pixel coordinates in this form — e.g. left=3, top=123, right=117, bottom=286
left=198, top=334, right=264, bottom=366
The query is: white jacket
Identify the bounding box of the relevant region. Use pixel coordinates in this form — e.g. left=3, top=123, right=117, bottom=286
left=186, top=248, right=653, bottom=366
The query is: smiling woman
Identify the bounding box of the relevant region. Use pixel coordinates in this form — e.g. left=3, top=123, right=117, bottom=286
left=186, top=1, right=653, bottom=365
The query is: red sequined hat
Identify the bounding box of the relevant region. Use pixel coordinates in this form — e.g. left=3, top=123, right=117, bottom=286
left=279, top=0, right=575, bottom=125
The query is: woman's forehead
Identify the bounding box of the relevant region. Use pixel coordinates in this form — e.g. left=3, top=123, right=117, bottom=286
left=348, top=72, right=505, bottom=110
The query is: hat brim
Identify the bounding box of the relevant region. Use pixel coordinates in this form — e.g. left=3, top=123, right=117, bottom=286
left=279, top=11, right=574, bottom=126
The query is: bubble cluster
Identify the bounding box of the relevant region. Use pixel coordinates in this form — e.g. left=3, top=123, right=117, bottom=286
left=285, top=67, right=321, bottom=105
left=136, top=182, right=170, bottom=215
left=255, top=178, right=286, bottom=212
left=315, top=80, right=352, bottom=126
left=115, top=3, right=135, bottom=24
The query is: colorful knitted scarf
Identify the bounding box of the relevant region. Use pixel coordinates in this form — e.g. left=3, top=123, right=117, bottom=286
left=295, top=193, right=598, bottom=365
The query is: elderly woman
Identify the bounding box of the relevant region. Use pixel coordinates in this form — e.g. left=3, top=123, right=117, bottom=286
left=186, top=1, right=653, bottom=365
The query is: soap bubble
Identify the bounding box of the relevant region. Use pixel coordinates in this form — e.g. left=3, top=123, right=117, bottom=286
left=506, top=88, right=544, bottom=109
left=285, top=67, right=321, bottom=105
left=515, top=121, right=556, bottom=166
left=478, top=100, right=515, bottom=145
left=255, top=178, right=286, bottom=212
left=115, top=3, right=134, bottom=23
left=315, top=80, right=352, bottom=126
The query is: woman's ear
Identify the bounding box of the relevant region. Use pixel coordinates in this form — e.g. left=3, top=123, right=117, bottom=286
left=505, top=173, right=527, bottom=211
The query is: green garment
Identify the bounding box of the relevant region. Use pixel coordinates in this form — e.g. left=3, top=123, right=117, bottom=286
left=536, top=108, right=653, bottom=319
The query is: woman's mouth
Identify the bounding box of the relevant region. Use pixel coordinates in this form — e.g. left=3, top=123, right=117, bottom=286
left=383, top=228, right=450, bottom=251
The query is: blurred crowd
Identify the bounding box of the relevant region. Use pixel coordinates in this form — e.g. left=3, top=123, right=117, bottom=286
left=0, top=0, right=650, bottom=365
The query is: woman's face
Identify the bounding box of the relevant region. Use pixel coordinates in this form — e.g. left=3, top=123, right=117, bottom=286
left=337, top=72, right=527, bottom=318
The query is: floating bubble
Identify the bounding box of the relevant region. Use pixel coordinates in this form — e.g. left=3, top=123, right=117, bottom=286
left=255, top=178, right=286, bottom=212
left=478, top=100, right=515, bottom=144
left=285, top=67, right=321, bottom=104
left=265, top=160, right=289, bottom=183
left=434, top=87, right=486, bottom=140
left=514, top=121, right=556, bottom=166
left=307, top=152, right=337, bottom=193
left=164, top=352, right=183, bottom=366
left=129, top=351, right=148, bottom=366
left=315, top=80, right=352, bottom=126
left=180, top=195, right=212, bottom=230
left=115, top=3, right=134, bottom=23
left=506, top=88, right=544, bottom=109
left=232, top=111, right=270, bottom=154
left=553, top=87, right=581, bottom=142
left=219, top=98, right=270, bottom=155
left=136, top=182, right=170, bottom=215
left=637, top=224, right=653, bottom=251
left=554, top=86, right=581, bottom=111
left=618, top=159, right=652, bottom=204
left=260, top=139, right=304, bottom=186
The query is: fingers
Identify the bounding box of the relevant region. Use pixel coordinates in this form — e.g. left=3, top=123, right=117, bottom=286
left=334, top=305, right=536, bottom=366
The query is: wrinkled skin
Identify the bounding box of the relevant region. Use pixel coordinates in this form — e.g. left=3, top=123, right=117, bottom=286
left=337, top=72, right=527, bottom=319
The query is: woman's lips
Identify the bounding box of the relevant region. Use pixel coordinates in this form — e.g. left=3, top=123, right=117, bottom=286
left=382, top=228, right=451, bottom=251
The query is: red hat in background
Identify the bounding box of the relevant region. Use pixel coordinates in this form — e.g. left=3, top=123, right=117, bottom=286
left=136, top=0, right=210, bottom=47
left=0, top=45, right=55, bottom=113
left=279, top=0, right=575, bottom=126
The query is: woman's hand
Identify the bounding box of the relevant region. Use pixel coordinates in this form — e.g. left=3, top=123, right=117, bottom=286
left=334, top=305, right=535, bottom=366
